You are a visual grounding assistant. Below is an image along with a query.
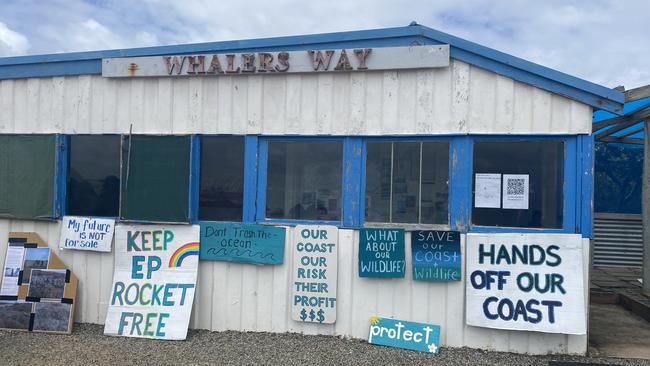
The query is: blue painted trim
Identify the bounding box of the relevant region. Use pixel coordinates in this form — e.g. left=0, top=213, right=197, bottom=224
left=342, top=137, right=363, bottom=228
left=54, top=134, right=68, bottom=219
left=449, top=136, right=472, bottom=232
left=189, top=135, right=200, bottom=223
left=563, top=138, right=578, bottom=233
left=255, top=139, right=269, bottom=222
left=469, top=227, right=569, bottom=234
left=579, top=135, right=594, bottom=238
left=242, top=135, right=258, bottom=224
left=256, top=219, right=341, bottom=227
left=0, top=24, right=623, bottom=113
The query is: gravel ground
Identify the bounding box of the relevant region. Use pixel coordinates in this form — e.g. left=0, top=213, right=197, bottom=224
left=0, top=323, right=649, bottom=366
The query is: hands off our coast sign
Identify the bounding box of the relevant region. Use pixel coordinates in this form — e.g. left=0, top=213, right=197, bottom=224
left=359, top=228, right=405, bottom=278
left=199, top=222, right=285, bottom=265
left=58, top=216, right=115, bottom=252
left=291, top=225, right=337, bottom=324
left=411, top=231, right=461, bottom=281
left=104, top=225, right=200, bottom=340
left=102, top=45, right=450, bottom=77
left=465, top=233, right=586, bottom=334
left=368, top=316, right=441, bottom=354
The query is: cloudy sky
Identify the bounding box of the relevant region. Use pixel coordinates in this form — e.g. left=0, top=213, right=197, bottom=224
left=0, top=0, right=648, bottom=89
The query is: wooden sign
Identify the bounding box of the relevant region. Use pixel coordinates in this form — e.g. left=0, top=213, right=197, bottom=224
left=291, top=225, right=338, bottom=324
left=368, top=316, right=441, bottom=354
left=358, top=228, right=405, bottom=278
left=199, top=222, right=285, bottom=265
left=411, top=230, right=461, bottom=281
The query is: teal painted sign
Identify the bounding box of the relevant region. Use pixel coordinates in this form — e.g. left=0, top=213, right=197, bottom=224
left=368, top=316, right=441, bottom=353
left=199, top=222, right=285, bottom=265
left=411, top=230, right=461, bottom=281
left=359, top=228, right=405, bottom=278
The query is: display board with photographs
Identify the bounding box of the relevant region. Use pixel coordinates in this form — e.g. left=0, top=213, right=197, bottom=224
left=0, top=232, right=78, bottom=334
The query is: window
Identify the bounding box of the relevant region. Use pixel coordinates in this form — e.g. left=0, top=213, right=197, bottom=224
left=365, top=141, right=449, bottom=224
left=120, top=135, right=192, bottom=223
left=67, top=135, right=120, bottom=217
left=472, top=140, right=564, bottom=228
left=266, top=140, right=342, bottom=221
left=0, top=134, right=56, bottom=220
left=199, top=136, right=245, bottom=221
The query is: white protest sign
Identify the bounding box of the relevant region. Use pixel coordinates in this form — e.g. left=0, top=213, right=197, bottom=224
left=59, top=216, right=115, bottom=252
left=466, top=233, right=586, bottom=334
left=104, top=224, right=199, bottom=340
left=474, top=173, right=501, bottom=208
left=291, top=225, right=338, bottom=324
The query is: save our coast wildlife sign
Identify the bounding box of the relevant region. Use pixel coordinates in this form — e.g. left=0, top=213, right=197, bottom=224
left=104, top=224, right=200, bottom=340
left=465, top=233, right=586, bottom=334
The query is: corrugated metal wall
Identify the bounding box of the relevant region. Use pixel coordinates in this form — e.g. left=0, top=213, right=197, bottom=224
left=0, top=61, right=591, bottom=136
left=0, top=60, right=592, bottom=354
left=593, top=213, right=643, bottom=267
left=0, top=222, right=589, bottom=355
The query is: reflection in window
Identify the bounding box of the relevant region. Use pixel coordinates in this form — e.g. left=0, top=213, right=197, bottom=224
left=67, top=135, right=120, bottom=217
left=199, top=136, right=245, bottom=221
left=365, top=141, right=449, bottom=224
left=472, top=140, right=564, bottom=228
left=266, top=141, right=342, bottom=221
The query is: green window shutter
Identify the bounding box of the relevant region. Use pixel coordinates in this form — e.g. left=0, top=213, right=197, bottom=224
left=0, top=134, right=56, bottom=219
left=120, top=135, right=191, bottom=223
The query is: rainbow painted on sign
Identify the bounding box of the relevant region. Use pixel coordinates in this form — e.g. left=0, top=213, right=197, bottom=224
left=169, top=242, right=199, bottom=268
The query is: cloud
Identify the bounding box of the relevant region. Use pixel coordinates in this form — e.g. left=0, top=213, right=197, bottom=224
left=0, top=21, right=29, bottom=56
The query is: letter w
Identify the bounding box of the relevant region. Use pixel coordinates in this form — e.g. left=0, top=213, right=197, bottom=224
left=309, top=50, right=334, bottom=71
left=163, top=56, right=186, bottom=75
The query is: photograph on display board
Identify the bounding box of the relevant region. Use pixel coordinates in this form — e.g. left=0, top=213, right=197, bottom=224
left=21, top=247, right=50, bottom=284
left=0, top=301, right=33, bottom=330
left=28, top=269, right=67, bottom=299
left=32, top=301, right=72, bottom=333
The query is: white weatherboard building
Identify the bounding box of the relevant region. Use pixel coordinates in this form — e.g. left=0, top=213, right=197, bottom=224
left=0, top=24, right=624, bottom=354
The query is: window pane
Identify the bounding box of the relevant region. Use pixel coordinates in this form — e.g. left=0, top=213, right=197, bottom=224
left=67, top=135, right=120, bottom=217
left=199, top=136, right=244, bottom=221
left=120, top=135, right=191, bottom=223
left=0, top=134, right=55, bottom=219
left=420, top=141, right=449, bottom=224
left=365, top=141, right=449, bottom=224
left=472, top=140, right=564, bottom=228
left=266, top=141, right=342, bottom=221
left=391, top=142, right=420, bottom=223
left=364, top=142, right=391, bottom=222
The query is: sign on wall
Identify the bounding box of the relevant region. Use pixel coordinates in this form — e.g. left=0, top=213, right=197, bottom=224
left=291, top=225, right=338, bottom=324
left=104, top=224, right=200, bottom=340
left=199, top=222, right=286, bottom=265
left=465, top=233, right=586, bottom=334
left=59, top=216, right=115, bottom=252
left=411, top=230, right=461, bottom=281
left=368, top=316, right=441, bottom=354
left=359, top=228, right=405, bottom=278
left=102, top=45, right=450, bottom=78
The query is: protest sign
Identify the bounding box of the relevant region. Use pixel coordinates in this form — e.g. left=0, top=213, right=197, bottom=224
left=411, top=230, right=461, bottom=281
left=104, top=224, right=199, bottom=340
left=368, top=316, right=441, bottom=353
left=465, top=233, right=586, bottom=334
left=291, top=225, right=337, bottom=324
left=199, top=222, right=285, bottom=265
left=359, top=228, right=405, bottom=278
left=59, top=216, right=115, bottom=252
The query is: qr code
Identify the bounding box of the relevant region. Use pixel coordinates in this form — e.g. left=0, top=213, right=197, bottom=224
left=507, top=178, right=525, bottom=195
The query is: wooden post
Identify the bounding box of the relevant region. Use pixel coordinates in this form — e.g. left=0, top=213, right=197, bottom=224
left=641, top=119, right=650, bottom=296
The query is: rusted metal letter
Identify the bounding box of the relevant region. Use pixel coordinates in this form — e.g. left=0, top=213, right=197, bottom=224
left=186, top=55, right=206, bottom=74
left=241, top=53, right=256, bottom=73
left=225, top=54, right=240, bottom=73
left=258, top=52, right=275, bottom=72
left=308, top=50, right=335, bottom=71
left=206, top=55, right=224, bottom=73
left=163, top=56, right=186, bottom=75
left=334, top=49, right=353, bottom=71
left=353, top=48, right=372, bottom=70
left=275, top=52, right=290, bottom=72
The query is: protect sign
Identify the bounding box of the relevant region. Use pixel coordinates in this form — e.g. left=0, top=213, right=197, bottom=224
left=291, top=225, right=338, bottom=324
left=465, top=233, right=586, bottom=334
left=104, top=225, right=200, bottom=340
left=368, top=316, right=441, bottom=354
